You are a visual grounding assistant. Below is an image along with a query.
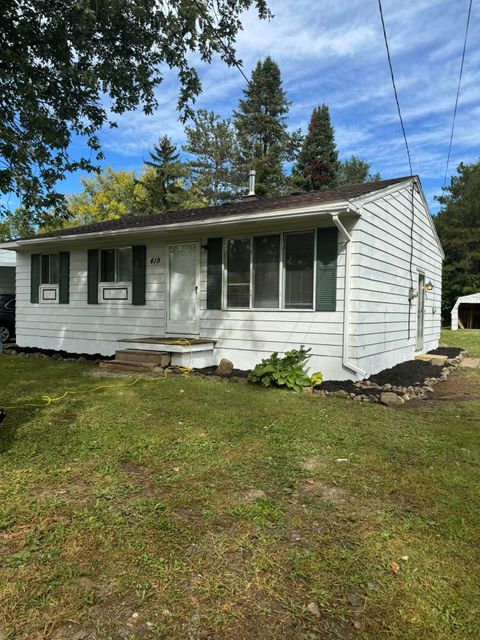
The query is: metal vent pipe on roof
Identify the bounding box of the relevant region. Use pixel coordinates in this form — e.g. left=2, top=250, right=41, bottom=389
left=248, top=169, right=256, bottom=196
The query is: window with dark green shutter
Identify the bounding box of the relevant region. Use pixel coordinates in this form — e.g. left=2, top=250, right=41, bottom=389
left=87, top=249, right=99, bottom=304
left=30, top=254, right=40, bottom=303
left=132, top=245, right=146, bottom=306
left=207, top=238, right=223, bottom=310
left=59, top=251, right=70, bottom=304
left=315, top=227, right=338, bottom=312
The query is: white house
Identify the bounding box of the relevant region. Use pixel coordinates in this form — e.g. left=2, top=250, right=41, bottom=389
left=0, top=249, right=16, bottom=294
left=0, top=176, right=443, bottom=380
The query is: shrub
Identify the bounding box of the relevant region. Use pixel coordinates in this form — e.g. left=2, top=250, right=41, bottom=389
left=248, top=348, right=322, bottom=392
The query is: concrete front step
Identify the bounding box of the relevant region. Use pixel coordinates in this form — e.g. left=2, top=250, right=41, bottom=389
left=415, top=353, right=448, bottom=366
left=115, top=349, right=171, bottom=367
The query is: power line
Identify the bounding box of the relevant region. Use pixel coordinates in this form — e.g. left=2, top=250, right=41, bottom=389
left=377, top=0, right=413, bottom=177
left=377, top=0, right=418, bottom=339
left=443, top=0, right=473, bottom=187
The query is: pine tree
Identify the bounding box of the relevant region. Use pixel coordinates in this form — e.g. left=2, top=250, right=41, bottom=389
left=183, top=110, right=241, bottom=204
left=142, top=136, right=190, bottom=212
left=338, top=155, right=381, bottom=185
left=435, top=160, right=480, bottom=320
left=234, top=57, right=300, bottom=197
left=294, top=105, right=339, bottom=191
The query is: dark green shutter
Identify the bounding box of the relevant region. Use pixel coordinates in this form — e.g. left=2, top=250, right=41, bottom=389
left=207, top=238, right=223, bottom=310
left=87, top=249, right=99, bottom=304
left=59, top=251, right=70, bottom=304
left=30, top=254, right=40, bottom=303
left=315, top=228, right=338, bottom=311
left=132, top=245, right=146, bottom=305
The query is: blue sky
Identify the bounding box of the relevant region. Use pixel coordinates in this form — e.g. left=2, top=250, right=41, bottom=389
left=56, top=0, right=480, bottom=212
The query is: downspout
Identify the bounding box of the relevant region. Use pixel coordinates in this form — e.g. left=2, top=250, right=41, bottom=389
left=332, top=214, right=367, bottom=378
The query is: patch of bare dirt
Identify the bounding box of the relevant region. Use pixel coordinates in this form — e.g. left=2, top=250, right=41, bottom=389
left=119, top=459, right=155, bottom=493
left=410, top=370, right=480, bottom=404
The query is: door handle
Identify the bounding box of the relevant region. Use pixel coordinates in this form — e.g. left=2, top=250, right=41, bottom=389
left=195, top=285, right=198, bottom=294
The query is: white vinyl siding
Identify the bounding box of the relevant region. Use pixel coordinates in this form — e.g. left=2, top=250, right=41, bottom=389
left=348, top=184, right=442, bottom=374
left=12, top=179, right=443, bottom=380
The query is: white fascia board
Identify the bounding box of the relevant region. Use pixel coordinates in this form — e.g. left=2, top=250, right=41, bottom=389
left=3, top=201, right=353, bottom=250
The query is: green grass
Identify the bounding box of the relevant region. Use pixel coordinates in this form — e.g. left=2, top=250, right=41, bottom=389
left=0, top=346, right=479, bottom=639
left=441, top=328, right=480, bottom=357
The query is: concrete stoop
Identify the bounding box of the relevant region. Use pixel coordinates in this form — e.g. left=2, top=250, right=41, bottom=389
left=414, top=353, right=448, bottom=366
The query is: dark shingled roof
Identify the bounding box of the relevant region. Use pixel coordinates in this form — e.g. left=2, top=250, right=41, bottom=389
left=31, top=177, right=411, bottom=240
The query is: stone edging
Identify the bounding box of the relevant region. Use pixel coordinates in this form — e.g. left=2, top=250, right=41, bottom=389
left=313, top=351, right=468, bottom=406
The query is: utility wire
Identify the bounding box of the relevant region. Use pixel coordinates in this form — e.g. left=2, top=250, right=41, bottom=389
left=377, top=0, right=413, bottom=177
left=443, top=0, right=473, bottom=187
left=377, top=0, right=417, bottom=339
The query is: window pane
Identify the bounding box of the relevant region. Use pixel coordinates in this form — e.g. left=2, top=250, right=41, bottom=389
left=253, top=235, right=280, bottom=308
left=284, top=232, right=314, bottom=309
left=50, top=253, right=59, bottom=284
left=227, top=238, right=251, bottom=308
left=117, top=247, right=132, bottom=282
left=41, top=255, right=50, bottom=284
left=100, top=249, right=116, bottom=282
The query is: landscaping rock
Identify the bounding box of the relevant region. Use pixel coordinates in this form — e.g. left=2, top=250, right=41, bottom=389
left=334, top=390, right=349, bottom=399
left=379, top=392, right=405, bottom=407
left=230, top=376, right=248, bottom=384
left=215, top=358, right=234, bottom=376
left=152, top=366, right=165, bottom=374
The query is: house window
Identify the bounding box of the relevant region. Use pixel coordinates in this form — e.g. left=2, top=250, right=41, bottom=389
left=100, top=247, right=132, bottom=283
left=41, top=253, right=59, bottom=284
left=224, top=231, right=315, bottom=310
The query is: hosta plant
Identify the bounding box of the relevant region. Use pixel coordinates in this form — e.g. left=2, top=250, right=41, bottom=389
left=248, top=348, right=322, bottom=392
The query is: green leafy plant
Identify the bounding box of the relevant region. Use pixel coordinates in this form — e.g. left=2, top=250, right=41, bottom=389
left=310, top=371, right=324, bottom=387
left=248, top=348, right=320, bottom=392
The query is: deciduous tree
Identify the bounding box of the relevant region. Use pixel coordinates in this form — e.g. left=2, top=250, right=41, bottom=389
left=0, top=0, right=269, bottom=219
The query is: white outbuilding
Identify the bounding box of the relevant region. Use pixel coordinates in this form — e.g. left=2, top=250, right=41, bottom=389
left=451, top=293, right=480, bottom=330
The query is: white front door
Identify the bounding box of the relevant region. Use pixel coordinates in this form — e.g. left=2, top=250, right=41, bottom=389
left=167, top=242, right=199, bottom=335
left=416, top=273, right=425, bottom=351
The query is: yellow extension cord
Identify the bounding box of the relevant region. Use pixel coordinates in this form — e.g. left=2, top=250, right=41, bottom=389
left=2, top=338, right=195, bottom=411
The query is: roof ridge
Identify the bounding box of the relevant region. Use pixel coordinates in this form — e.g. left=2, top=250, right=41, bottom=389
left=15, top=176, right=414, bottom=241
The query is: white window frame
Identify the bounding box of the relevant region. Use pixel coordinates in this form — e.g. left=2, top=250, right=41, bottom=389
left=222, top=229, right=317, bottom=312
left=98, top=246, right=133, bottom=305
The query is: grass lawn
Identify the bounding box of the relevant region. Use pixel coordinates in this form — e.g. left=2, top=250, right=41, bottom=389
left=441, top=328, right=480, bottom=357
left=0, top=336, right=479, bottom=639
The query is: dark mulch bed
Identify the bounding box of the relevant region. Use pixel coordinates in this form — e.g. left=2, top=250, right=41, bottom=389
left=195, top=366, right=250, bottom=379
left=428, top=347, right=463, bottom=358
left=315, top=380, right=379, bottom=396
left=317, top=358, right=445, bottom=395
left=368, top=360, right=443, bottom=387
left=3, top=344, right=110, bottom=362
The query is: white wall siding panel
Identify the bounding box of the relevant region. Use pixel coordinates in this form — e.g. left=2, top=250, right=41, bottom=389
left=349, top=184, right=442, bottom=376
